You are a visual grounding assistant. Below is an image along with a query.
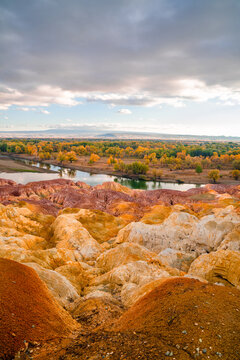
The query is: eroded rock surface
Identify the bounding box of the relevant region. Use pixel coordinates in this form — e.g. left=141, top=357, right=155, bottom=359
left=0, top=179, right=240, bottom=359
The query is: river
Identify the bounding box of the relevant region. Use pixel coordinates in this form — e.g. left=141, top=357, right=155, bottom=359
left=0, top=159, right=202, bottom=191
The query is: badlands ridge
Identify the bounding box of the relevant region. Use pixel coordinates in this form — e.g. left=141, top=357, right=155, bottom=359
left=0, top=178, right=240, bottom=359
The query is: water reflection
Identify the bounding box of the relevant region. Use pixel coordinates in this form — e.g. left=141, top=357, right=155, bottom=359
left=67, top=168, right=77, bottom=178
left=114, top=178, right=149, bottom=190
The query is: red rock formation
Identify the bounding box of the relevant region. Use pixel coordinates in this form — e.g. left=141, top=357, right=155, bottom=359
left=0, top=178, right=16, bottom=186
left=0, top=178, right=238, bottom=218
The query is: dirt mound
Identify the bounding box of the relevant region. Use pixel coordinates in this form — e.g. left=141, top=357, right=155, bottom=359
left=0, top=258, right=77, bottom=359
left=114, top=277, right=240, bottom=359
left=30, top=277, right=240, bottom=360
left=72, top=296, right=124, bottom=330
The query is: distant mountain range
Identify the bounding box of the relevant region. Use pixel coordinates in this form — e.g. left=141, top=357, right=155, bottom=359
left=0, top=126, right=239, bottom=142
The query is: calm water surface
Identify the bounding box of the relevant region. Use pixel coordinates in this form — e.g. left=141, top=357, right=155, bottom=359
left=0, top=159, right=202, bottom=191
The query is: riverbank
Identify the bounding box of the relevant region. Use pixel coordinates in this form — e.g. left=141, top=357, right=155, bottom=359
left=3, top=153, right=240, bottom=185
left=0, top=155, right=56, bottom=173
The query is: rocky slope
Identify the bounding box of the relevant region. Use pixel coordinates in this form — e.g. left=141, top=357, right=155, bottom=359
left=0, top=178, right=239, bottom=359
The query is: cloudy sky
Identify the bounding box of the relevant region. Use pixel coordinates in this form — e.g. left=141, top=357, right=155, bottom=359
left=0, top=0, right=240, bottom=135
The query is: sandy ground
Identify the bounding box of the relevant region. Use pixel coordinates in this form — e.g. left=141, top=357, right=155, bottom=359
left=0, top=156, right=55, bottom=173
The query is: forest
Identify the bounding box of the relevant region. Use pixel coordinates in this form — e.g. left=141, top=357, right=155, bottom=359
left=1, top=139, right=240, bottom=181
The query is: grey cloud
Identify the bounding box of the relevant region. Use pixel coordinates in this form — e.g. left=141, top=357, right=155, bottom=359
left=0, top=0, right=240, bottom=108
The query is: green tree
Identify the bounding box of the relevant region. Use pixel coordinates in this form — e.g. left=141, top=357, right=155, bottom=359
left=195, top=164, right=203, bottom=174
left=233, top=160, right=240, bottom=170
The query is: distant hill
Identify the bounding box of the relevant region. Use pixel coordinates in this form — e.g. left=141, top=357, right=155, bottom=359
left=0, top=126, right=239, bottom=142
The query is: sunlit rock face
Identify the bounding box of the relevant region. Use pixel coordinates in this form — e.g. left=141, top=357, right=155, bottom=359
left=188, top=249, right=240, bottom=288
left=73, top=208, right=128, bottom=243
left=158, top=248, right=196, bottom=272
left=218, top=224, right=240, bottom=251
left=52, top=214, right=103, bottom=261
left=0, top=178, right=240, bottom=315
left=25, top=262, right=80, bottom=310
left=116, top=206, right=240, bottom=254
left=96, top=242, right=163, bottom=272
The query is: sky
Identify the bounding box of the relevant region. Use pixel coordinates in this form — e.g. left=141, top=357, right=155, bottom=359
left=0, top=0, right=240, bottom=136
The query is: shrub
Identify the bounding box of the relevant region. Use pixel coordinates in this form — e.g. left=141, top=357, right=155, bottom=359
left=114, top=161, right=148, bottom=175
left=130, top=161, right=149, bottom=175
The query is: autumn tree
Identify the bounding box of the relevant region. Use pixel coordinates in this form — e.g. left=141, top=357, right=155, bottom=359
left=231, top=169, right=240, bottom=180
left=107, top=155, right=117, bottom=165
left=89, top=153, right=100, bottom=164
left=152, top=169, right=163, bottom=180
left=57, top=151, right=66, bottom=163
left=39, top=152, right=51, bottom=160
left=66, top=151, right=77, bottom=163
left=208, top=169, right=220, bottom=183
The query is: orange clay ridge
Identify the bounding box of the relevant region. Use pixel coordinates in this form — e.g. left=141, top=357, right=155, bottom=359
left=0, top=258, right=77, bottom=359
left=0, top=179, right=240, bottom=359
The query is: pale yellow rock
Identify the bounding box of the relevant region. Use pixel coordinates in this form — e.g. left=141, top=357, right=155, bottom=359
left=55, top=262, right=91, bottom=294
left=158, top=248, right=196, bottom=272
left=75, top=209, right=127, bottom=243
left=25, top=262, right=80, bottom=309
left=84, top=290, right=116, bottom=301
left=0, top=246, right=84, bottom=269
left=0, top=234, right=47, bottom=250
left=52, top=214, right=103, bottom=260
left=0, top=204, right=54, bottom=238
left=96, top=242, right=162, bottom=272
left=218, top=225, right=240, bottom=251
left=121, top=277, right=172, bottom=307
left=140, top=205, right=172, bottom=225
left=188, top=249, right=240, bottom=288
left=116, top=210, right=240, bottom=253
left=0, top=226, right=23, bottom=237
left=91, top=260, right=171, bottom=291
left=116, top=212, right=198, bottom=252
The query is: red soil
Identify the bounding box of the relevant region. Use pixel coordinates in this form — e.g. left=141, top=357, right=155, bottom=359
left=0, top=258, right=77, bottom=359
left=114, top=277, right=240, bottom=359
left=27, top=278, right=240, bottom=360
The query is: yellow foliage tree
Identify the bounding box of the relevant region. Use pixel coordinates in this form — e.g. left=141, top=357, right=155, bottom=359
left=208, top=169, right=220, bottom=183
left=57, top=151, right=67, bottom=163
left=66, top=151, right=77, bottom=163
left=89, top=153, right=100, bottom=164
